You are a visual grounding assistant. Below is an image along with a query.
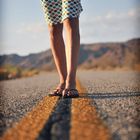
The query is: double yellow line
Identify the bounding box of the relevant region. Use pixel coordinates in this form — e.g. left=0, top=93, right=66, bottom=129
left=1, top=96, right=59, bottom=140
left=1, top=79, right=111, bottom=140
left=70, top=79, right=111, bottom=140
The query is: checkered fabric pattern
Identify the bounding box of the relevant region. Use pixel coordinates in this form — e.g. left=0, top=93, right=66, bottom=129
left=40, top=0, right=83, bottom=25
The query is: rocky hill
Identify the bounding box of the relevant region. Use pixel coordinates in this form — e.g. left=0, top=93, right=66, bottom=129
left=0, top=38, right=140, bottom=71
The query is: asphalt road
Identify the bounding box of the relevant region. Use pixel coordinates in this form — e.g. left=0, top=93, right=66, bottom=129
left=0, top=70, right=140, bottom=140
left=0, top=72, right=59, bottom=136
left=77, top=70, right=140, bottom=140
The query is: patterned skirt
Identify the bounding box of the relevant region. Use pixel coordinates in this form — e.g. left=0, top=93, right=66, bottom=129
left=40, top=0, right=83, bottom=25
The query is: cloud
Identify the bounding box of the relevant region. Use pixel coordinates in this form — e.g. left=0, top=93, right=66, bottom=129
left=1, top=21, right=50, bottom=56
left=16, top=22, right=48, bottom=34
left=127, top=8, right=140, bottom=17
left=1, top=7, right=140, bottom=56
left=80, top=8, right=140, bottom=43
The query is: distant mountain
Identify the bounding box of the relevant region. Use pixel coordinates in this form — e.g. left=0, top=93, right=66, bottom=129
left=78, top=38, right=140, bottom=70
left=0, top=38, right=140, bottom=71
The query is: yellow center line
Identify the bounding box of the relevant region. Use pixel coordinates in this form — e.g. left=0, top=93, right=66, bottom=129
left=70, top=78, right=111, bottom=140
left=1, top=95, right=59, bottom=140
left=1, top=78, right=111, bottom=140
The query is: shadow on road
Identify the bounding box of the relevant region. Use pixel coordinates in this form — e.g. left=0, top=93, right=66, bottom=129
left=37, top=98, right=72, bottom=140
left=78, top=92, right=140, bottom=99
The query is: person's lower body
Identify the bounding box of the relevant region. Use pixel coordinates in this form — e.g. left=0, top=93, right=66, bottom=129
left=40, top=0, right=83, bottom=98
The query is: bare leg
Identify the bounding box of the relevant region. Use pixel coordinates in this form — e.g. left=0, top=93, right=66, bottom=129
left=48, top=23, right=67, bottom=89
left=63, top=17, right=80, bottom=89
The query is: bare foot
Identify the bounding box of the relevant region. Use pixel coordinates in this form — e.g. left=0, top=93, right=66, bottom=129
left=62, top=80, right=79, bottom=98
left=49, top=82, right=66, bottom=96
left=62, top=88, right=79, bottom=98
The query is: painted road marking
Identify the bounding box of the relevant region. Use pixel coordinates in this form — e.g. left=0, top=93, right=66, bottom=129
left=70, top=79, right=111, bottom=140
left=1, top=95, right=59, bottom=140
left=1, top=79, right=111, bottom=140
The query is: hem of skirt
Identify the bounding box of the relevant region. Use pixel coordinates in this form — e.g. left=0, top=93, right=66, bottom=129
left=61, top=14, right=80, bottom=23
left=46, top=8, right=83, bottom=26
left=61, top=8, right=83, bottom=23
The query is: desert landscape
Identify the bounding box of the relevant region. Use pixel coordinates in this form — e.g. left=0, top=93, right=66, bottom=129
left=1, top=38, right=140, bottom=139
left=0, top=38, right=140, bottom=80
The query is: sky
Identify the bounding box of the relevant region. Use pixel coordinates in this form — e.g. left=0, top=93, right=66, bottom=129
left=0, top=0, right=140, bottom=56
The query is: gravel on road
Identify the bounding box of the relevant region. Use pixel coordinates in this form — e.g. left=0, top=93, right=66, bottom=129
left=77, top=70, right=140, bottom=140
left=0, top=72, right=59, bottom=136
left=1, top=70, right=140, bottom=140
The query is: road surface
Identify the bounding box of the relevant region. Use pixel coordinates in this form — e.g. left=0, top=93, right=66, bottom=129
left=0, top=70, right=140, bottom=140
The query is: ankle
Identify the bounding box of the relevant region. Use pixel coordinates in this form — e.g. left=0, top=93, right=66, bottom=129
left=59, top=78, right=66, bottom=84
left=65, top=73, right=76, bottom=88
left=65, top=80, right=76, bottom=89
left=59, top=81, right=66, bottom=84
left=66, top=74, right=75, bottom=81
left=58, top=77, right=66, bottom=88
left=57, top=82, right=66, bottom=89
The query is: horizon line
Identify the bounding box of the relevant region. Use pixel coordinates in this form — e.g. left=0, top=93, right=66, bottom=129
left=0, top=37, right=139, bottom=57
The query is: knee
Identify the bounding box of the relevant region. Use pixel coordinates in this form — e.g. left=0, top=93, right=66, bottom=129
left=48, top=24, right=63, bottom=39
left=64, top=19, right=80, bottom=39
left=63, top=18, right=80, bottom=37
